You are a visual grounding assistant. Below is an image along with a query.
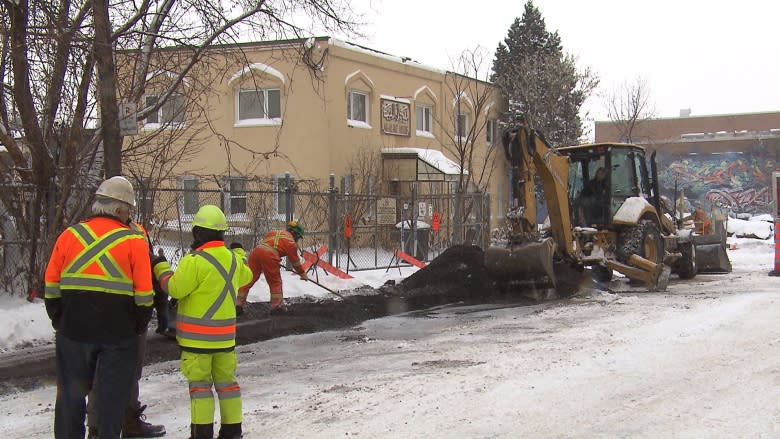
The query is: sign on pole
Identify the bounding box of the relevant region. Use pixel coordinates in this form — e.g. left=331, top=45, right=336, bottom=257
left=344, top=215, right=353, bottom=239
left=119, top=101, right=138, bottom=136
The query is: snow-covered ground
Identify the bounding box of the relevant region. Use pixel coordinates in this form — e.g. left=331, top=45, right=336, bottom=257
left=1, top=232, right=778, bottom=438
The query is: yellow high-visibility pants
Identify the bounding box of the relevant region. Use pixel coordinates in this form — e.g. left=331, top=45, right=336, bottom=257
left=180, top=350, right=242, bottom=425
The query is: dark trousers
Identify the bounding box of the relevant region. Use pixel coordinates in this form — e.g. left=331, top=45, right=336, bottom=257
left=154, top=290, right=170, bottom=330
left=87, top=332, right=147, bottom=429
left=55, top=333, right=139, bottom=439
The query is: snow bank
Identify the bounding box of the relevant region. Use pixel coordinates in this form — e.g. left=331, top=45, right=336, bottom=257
left=727, top=217, right=773, bottom=240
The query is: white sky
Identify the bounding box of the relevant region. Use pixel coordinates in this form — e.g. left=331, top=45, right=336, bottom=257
left=349, top=0, right=780, bottom=121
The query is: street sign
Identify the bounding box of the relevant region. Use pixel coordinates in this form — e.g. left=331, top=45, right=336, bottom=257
left=432, top=211, right=441, bottom=232
left=344, top=215, right=353, bottom=238
left=119, top=102, right=138, bottom=136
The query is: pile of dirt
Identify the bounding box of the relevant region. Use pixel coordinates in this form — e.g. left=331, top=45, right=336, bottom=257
left=387, top=245, right=497, bottom=300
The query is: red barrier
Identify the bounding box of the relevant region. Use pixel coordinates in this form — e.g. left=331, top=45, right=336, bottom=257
left=303, top=248, right=353, bottom=279
left=395, top=249, right=426, bottom=269
left=302, top=245, right=327, bottom=272
left=774, top=218, right=780, bottom=275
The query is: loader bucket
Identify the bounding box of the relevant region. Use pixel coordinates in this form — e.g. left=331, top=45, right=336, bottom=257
left=693, top=234, right=732, bottom=273
left=484, top=238, right=557, bottom=288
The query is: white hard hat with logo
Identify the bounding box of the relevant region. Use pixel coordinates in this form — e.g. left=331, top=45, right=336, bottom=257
left=95, top=176, right=136, bottom=207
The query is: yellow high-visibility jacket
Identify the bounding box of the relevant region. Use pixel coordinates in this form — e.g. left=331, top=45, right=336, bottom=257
left=154, top=240, right=252, bottom=351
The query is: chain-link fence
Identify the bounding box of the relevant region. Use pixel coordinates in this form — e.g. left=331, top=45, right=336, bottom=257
left=141, top=178, right=491, bottom=272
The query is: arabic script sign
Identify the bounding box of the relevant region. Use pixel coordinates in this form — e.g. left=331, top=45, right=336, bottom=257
left=380, top=98, right=410, bottom=136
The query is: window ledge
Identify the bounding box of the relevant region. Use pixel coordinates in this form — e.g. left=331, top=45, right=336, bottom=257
left=347, top=120, right=372, bottom=129
left=234, top=118, right=282, bottom=127
left=142, top=122, right=186, bottom=131
left=416, top=130, right=435, bottom=139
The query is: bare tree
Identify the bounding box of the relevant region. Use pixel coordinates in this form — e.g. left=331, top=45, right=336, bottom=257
left=439, top=47, right=501, bottom=243
left=604, top=76, right=656, bottom=143
left=0, top=0, right=361, bottom=296
left=441, top=48, right=500, bottom=194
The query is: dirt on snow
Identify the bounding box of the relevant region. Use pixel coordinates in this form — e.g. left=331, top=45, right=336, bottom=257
left=0, top=245, right=540, bottom=394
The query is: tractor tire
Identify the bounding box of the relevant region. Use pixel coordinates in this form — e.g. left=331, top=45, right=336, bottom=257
left=591, top=265, right=613, bottom=282
left=676, top=241, right=697, bottom=279
left=617, top=219, right=664, bottom=266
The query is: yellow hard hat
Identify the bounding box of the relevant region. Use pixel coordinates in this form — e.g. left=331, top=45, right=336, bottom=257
left=95, top=176, right=136, bottom=207
left=192, top=205, right=228, bottom=231
left=286, top=220, right=304, bottom=238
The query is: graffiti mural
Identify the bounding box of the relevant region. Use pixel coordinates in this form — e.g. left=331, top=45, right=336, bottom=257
left=655, top=148, right=774, bottom=214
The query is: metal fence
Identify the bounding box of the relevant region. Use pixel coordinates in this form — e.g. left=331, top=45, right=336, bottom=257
left=142, top=176, right=491, bottom=271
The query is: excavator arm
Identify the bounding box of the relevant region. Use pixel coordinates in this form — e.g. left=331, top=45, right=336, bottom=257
left=502, top=124, right=574, bottom=259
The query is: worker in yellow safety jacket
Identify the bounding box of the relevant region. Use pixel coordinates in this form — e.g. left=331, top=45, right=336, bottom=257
left=152, top=204, right=252, bottom=439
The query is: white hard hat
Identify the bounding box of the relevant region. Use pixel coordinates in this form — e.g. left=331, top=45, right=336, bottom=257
left=95, top=176, right=136, bottom=207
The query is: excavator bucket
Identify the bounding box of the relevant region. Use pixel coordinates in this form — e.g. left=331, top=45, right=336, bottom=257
left=484, top=238, right=557, bottom=289
left=694, top=234, right=732, bottom=273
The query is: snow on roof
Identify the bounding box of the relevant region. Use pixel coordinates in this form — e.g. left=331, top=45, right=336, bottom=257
left=381, top=147, right=465, bottom=175
left=329, top=38, right=446, bottom=75
left=228, top=62, right=285, bottom=85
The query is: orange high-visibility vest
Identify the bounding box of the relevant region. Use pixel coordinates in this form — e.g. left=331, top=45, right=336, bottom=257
left=45, top=216, right=153, bottom=305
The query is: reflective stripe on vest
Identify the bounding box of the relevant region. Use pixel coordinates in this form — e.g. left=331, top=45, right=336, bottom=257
left=60, top=223, right=138, bottom=296
left=175, top=251, right=237, bottom=342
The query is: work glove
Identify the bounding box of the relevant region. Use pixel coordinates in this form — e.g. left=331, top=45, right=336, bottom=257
left=230, top=242, right=247, bottom=261
left=151, top=252, right=168, bottom=268
left=151, top=252, right=172, bottom=281
left=299, top=271, right=309, bottom=281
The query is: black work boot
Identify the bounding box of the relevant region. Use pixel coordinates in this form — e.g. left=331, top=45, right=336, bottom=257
left=122, top=404, right=166, bottom=438
left=190, top=423, right=214, bottom=439
left=217, top=423, right=242, bottom=439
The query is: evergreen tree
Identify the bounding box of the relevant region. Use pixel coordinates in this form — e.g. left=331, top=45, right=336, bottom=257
left=492, top=0, right=598, bottom=146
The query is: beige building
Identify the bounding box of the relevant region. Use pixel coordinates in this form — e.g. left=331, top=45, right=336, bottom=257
left=124, top=37, right=509, bottom=227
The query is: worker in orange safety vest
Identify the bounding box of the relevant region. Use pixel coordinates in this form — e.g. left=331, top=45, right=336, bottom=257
left=236, top=220, right=308, bottom=313
left=45, top=176, right=154, bottom=439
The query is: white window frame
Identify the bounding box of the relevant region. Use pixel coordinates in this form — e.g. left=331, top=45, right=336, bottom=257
left=416, top=104, right=434, bottom=138
left=456, top=113, right=468, bottom=140
left=486, top=119, right=497, bottom=145
left=347, top=90, right=371, bottom=129
left=235, top=88, right=282, bottom=127
left=225, top=176, right=247, bottom=217
left=143, top=93, right=185, bottom=129
left=179, top=176, right=199, bottom=217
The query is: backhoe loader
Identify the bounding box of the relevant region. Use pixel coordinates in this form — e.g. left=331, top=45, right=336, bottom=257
left=485, top=122, right=727, bottom=295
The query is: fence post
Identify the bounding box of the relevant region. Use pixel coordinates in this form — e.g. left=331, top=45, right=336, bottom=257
left=284, top=172, right=293, bottom=224
left=453, top=182, right=463, bottom=245
left=328, top=174, right=337, bottom=264
left=484, top=192, right=491, bottom=249
left=411, top=182, right=418, bottom=259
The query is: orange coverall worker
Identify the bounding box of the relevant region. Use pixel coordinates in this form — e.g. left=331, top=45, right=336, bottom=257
left=45, top=215, right=154, bottom=439
left=238, top=229, right=306, bottom=310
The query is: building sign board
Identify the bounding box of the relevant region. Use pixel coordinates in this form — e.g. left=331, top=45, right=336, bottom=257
left=377, top=197, right=397, bottom=225
left=380, top=98, right=410, bottom=136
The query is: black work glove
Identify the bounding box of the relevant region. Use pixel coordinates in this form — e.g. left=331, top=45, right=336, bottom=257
left=229, top=242, right=243, bottom=250
left=235, top=305, right=244, bottom=316
left=151, top=252, right=168, bottom=268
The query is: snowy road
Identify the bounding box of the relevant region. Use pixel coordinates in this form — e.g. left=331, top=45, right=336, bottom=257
left=1, top=242, right=779, bottom=438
